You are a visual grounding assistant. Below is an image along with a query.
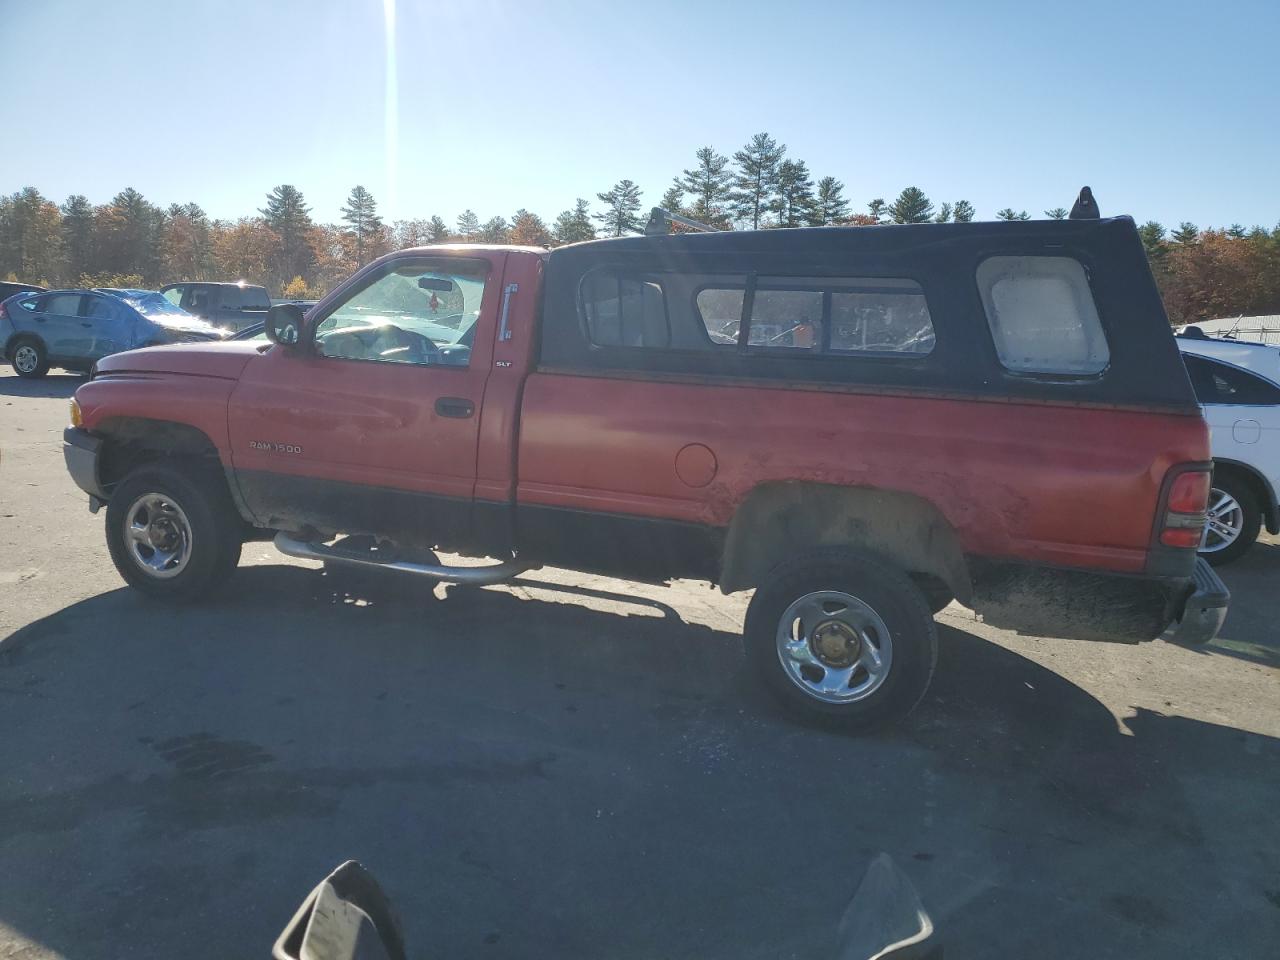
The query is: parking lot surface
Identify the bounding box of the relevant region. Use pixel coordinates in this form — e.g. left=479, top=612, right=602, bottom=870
left=2, top=369, right=1278, bottom=959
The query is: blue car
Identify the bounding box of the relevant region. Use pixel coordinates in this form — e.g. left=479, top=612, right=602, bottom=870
left=0, top=288, right=228, bottom=378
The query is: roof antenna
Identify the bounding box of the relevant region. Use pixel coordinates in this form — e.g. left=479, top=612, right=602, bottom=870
left=643, top=207, right=718, bottom=236
left=1069, top=186, right=1099, bottom=220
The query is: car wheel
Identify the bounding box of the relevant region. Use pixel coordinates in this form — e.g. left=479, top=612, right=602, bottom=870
left=105, top=463, right=243, bottom=601
left=1199, top=474, right=1261, bottom=566
left=11, top=337, right=49, bottom=378
left=744, top=550, right=938, bottom=730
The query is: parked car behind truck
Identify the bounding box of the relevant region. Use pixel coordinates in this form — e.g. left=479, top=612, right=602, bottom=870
left=1177, top=333, right=1280, bottom=563
left=1, top=287, right=226, bottom=377
left=160, top=281, right=271, bottom=331
left=63, top=216, right=1228, bottom=728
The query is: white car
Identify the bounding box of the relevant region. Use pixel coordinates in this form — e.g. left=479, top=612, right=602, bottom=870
left=1177, top=333, right=1280, bottom=563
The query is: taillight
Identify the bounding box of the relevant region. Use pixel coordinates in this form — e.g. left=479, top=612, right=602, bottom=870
left=0, top=302, right=9, bottom=321
left=1158, top=468, right=1211, bottom=548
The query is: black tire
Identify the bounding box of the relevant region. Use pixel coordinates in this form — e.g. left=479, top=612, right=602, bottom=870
left=10, top=336, right=49, bottom=378
left=1200, top=474, right=1261, bottom=566
left=105, top=463, right=243, bottom=601
left=744, top=550, right=938, bottom=730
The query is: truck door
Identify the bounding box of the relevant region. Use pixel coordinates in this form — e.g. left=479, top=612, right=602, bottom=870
left=227, top=252, right=507, bottom=546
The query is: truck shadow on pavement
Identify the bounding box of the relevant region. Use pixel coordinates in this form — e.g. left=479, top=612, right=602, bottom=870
left=0, top=564, right=1277, bottom=960
left=0, top=372, right=84, bottom=398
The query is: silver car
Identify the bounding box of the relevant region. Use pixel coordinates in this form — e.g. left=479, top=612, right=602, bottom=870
left=0, top=288, right=227, bottom=378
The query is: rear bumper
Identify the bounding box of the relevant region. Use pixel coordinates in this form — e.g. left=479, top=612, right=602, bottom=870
left=63, top=426, right=107, bottom=502
left=1169, top=558, right=1229, bottom=646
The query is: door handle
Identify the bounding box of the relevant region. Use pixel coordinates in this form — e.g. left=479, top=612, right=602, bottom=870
left=80, top=322, right=92, bottom=327
left=435, top=397, right=474, bottom=418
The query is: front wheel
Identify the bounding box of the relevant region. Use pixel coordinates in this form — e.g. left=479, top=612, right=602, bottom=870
left=1199, top=474, right=1261, bottom=566
left=105, top=464, right=243, bottom=601
left=11, top=337, right=49, bottom=378
left=744, top=551, right=937, bottom=730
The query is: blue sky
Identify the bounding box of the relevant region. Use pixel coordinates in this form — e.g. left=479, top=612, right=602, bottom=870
left=3, top=0, right=1278, bottom=230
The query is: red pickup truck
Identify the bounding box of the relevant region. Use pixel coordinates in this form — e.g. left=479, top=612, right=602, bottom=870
left=63, top=216, right=1228, bottom=728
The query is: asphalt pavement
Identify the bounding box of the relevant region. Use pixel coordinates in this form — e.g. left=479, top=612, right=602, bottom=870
left=1, top=368, right=1277, bottom=959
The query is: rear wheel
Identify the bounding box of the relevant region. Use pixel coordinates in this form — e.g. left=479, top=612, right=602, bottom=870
left=744, top=551, right=937, bottom=730
left=11, top=337, right=49, bottom=378
left=1199, top=474, right=1260, bottom=566
left=105, top=464, right=243, bottom=601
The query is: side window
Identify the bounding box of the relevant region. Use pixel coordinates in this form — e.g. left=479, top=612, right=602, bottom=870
left=694, top=286, right=745, bottom=345
left=312, top=258, right=488, bottom=367
left=580, top=270, right=670, bottom=348
left=44, top=293, right=85, bottom=316
left=83, top=296, right=118, bottom=320
left=977, top=256, right=1109, bottom=375
left=217, top=287, right=241, bottom=310
left=830, top=282, right=935, bottom=354
left=18, top=296, right=39, bottom=311
left=162, top=287, right=183, bottom=307
left=1195, top=356, right=1280, bottom=405
left=186, top=286, right=215, bottom=312
left=242, top=287, right=271, bottom=310
left=690, top=277, right=935, bottom=355
left=748, top=286, right=823, bottom=350
left=1182, top=355, right=1219, bottom=403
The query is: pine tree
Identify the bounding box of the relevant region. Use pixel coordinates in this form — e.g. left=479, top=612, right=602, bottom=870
left=340, top=186, right=382, bottom=266
left=161, top=201, right=212, bottom=280
left=478, top=216, right=510, bottom=243
left=595, top=180, right=643, bottom=237
left=552, top=199, right=596, bottom=244
left=509, top=209, right=552, bottom=246
left=809, top=176, right=850, bottom=226
left=1172, top=221, right=1199, bottom=244
left=60, top=194, right=95, bottom=281
left=1227, top=223, right=1246, bottom=239
left=427, top=216, right=450, bottom=243
left=888, top=187, right=935, bottom=224
left=679, top=147, right=733, bottom=225
left=1044, top=207, right=1068, bottom=219
left=773, top=159, right=816, bottom=228
left=0, top=188, right=62, bottom=283
left=934, top=203, right=953, bottom=224
left=260, top=184, right=314, bottom=285
left=100, top=187, right=162, bottom=280
left=952, top=200, right=975, bottom=223
left=661, top=181, right=686, bottom=215
left=456, top=209, right=480, bottom=239
left=1138, top=220, right=1169, bottom=273
left=996, top=208, right=1030, bottom=221
left=867, top=198, right=887, bottom=223
left=730, top=132, right=785, bottom=229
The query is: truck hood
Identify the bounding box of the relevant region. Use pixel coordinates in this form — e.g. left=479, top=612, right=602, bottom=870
left=96, top=341, right=265, bottom=379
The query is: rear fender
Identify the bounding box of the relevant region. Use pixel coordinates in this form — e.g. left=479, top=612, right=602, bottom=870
left=720, top=482, right=972, bottom=603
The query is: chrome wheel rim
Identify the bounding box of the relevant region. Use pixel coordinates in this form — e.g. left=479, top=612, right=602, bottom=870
left=13, top=345, right=38, bottom=373
left=775, top=590, right=893, bottom=704
left=124, top=493, right=194, bottom=579
left=1201, top=487, right=1243, bottom=553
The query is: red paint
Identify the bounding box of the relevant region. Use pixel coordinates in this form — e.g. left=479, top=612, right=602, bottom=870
left=74, top=246, right=1210, bottom=579
left=515, top=372, right=1207, bottom=573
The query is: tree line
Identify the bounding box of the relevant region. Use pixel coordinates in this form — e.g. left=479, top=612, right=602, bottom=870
left=2, top=130, right=1278, bottom=323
